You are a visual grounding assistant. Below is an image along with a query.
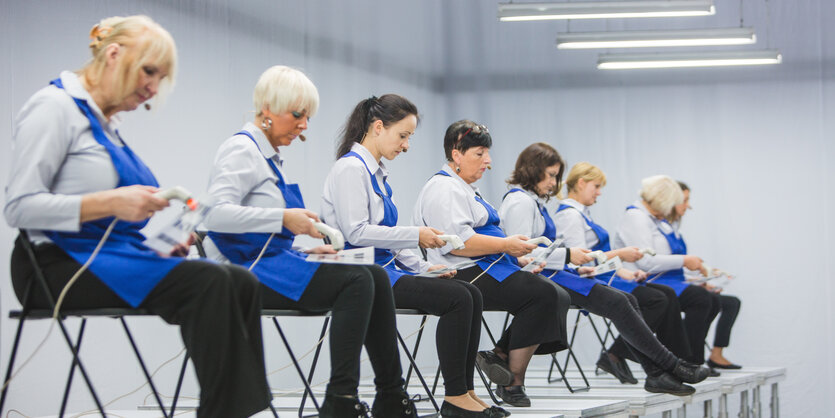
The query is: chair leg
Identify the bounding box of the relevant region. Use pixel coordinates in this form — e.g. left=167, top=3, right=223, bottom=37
left=431, top=365, right=441, bottom=396
left=169, top=353, right=190, bottom=416
left=0, top=312, right=30, bottom=411
left=120, top=317, right=169, bottom=417
left=404, top=315, right=428, bottom=391
left=59, top=319, right=87, bottom=417
left=272, top=317, right=321, bottom=415
left=475, top=363, right=502, bottom=405
left=55, top=316, right=106, bottom=415
left=396, top=330, right=439, bottom=412
left=299, top=316, right=330, bottom=417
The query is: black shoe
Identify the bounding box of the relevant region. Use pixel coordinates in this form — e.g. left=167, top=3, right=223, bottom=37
left=490, top=406, right=510, bottom=418
left=489, top=405, right=511, bottom=417
left=439, top=401, right=494, bottom=417
left=320, top=394, right=371, bottom=418
left=644, top=372, right=696, bottom=396
left=707, top=359, right=742, bottom=370
left=476, top=351, right=514, bottom=386
left=371, top=388, right=418, bottom=418
left=671, top=359, right=710, bottom=384
left=709, top=367, right=721, bottom=377
left=495, top=385, right=531, bottom=407
left=596, top=352, right=638, bottom=384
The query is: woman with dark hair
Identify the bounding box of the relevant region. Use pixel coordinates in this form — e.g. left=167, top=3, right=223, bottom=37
left=671, top=182, right=742, bottom=370
left=4, top=16, right=271, bottom=417
left=553, top=161, right=691, bottom=383
left=413, top=120, right=570, bottom=407
left=499, top=143, right=710, bottom=396
left=322, top=95, right=506, bottom=418
left=204, top=68, right=418, bottom=418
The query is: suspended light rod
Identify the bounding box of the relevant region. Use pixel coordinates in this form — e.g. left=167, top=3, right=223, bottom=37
left=498, top=1, right=715, bottom=22
left=557, top=27, right=756, bottom=49
left=597, top=50, right=782, bottom=69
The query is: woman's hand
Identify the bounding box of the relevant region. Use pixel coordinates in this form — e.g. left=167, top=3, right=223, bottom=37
left=418, top=227, right=446, bottom=249
left=577, top=266, right=596, bottom=276
left=617, top=246, right=644, bottom=263
left=616, top=268, right=647, bottom=282
left=683, top=255, right=703, bottom=271
left=517, top=257, right=546, bottom=274
left=168, top=233, right=196, bottom=257
left=305, top=245, right=337, bottom=255
left=502, top=235, right=536, bottom=257
left=428, top=264, right=456, bottom=279
left=569, top=248, right=593, bottom=265
left=103, top=185, right=169, bottom=222
left=283, top=208, right=324, bottom=238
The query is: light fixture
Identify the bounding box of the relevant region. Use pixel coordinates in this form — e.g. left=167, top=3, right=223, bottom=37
left=597, top=50, right=782, bottom=69
left=556, top=27, right=756, bottom=49
left=497, top=1, right=715, bottom=22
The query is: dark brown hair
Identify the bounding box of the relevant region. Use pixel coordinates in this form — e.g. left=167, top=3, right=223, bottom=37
left=336, top=94, right=419, bottom=159
left=507, top=142, right=565, bottom=201
left=443, top=120, right=492, bottom=161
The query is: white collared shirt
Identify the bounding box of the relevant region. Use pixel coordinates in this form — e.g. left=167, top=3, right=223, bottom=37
left=321, top=143, right=429, bottom=273
left=554, top=198, right=600, bottom=250
left=5, top=71, right=123, bottom=242
left=498, top=187, right=567, bottom=270
left=413, top=164, right=493, bottom=266
left=612, top=200, right=685, bottom=274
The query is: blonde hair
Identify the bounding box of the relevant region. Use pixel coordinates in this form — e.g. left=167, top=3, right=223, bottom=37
left=80, top=15, right=177, bottom=105
left=639, top=175, right=683, bottom=220
left=253, top=66, right=319, bottom=117
left=565, top=162, right=607, bottom=194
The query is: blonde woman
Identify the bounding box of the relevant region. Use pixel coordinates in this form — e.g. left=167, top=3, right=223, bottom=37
left=613, top=175, right=723, bottom=369
left=555, top=162, right=690, bottom=382
left=204, top=68, right=419, bottom=418
left=5, top=16, right=270, bottom=417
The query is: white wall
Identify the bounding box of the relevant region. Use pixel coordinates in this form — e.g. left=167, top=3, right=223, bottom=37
left=1, top=0, right=833, bottom=416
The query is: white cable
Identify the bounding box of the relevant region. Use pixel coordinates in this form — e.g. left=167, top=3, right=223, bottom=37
left=381, top=250, right=401, bottom=268
left=248, top=233, right=274, bottom=271
left=1, top=219, right=118, bottom=394
left=469, top=254, right=505, bottom=284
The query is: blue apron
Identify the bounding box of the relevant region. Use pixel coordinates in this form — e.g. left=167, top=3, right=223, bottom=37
left=43, top=78, right=183, bottom=308
left=627, top=205, right=690, bottom=296
left=207, top=131, right=318, bottom=301
left=436, top=171, right=519, bottom=281
left=340, top=151, right=411, bottom=286
left=556, top=203, right=640, bottom=293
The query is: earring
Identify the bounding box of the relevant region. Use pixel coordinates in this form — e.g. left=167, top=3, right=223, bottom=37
left=455, top=165, right=461, bottom=173
left=261, top=118, right=272, bottom=130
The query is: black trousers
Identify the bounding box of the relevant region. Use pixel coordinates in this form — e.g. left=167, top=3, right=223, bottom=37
left=455, top=267, right=570, bottom=354
left=563, top=284, right=677, bottom=376
left=11, top=241, right=271, bottom=418
left=713, top=294, right=740, bottom=348
left=678, top=285, right=721, bottom=364
left=608, top=283, right=690, bottom=360
left=392, top=275, right=482, bottom=396
left=261, top=264, right=403, bottom=396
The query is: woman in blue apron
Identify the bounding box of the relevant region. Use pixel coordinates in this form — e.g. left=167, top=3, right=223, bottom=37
left=203, top=67, right=417, bottom=418
left=322, top=95, right=507, bottom=418
left=499, top=144, right=707, bottom=396
left=413, top=121, right=571, bottom=408
left=556, top=162, right=692, bottom=380
left=5, top=16, right=270, bottom=417
left=673, top=182, right=741, bottom=370
left=612, top=175, right=725, bottom=370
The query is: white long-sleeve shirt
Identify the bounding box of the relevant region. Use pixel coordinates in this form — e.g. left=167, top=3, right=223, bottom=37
left=498, top=187, right=567, bottom=270
left=413, top=164, right=493, bottom=267
left=321, top=143, right=430, bottom=273
left=553, top=198, right=600, bottom=250
left=203, top=123, right=300, bottom=260
left=612, top=200, right=685, bottom=274
left=5, top=71, right=123, bottom=243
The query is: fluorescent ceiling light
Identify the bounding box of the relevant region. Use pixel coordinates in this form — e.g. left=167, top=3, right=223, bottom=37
left=498, top=1, right=715, bottom=22
left=557, top=27, right=756, bottom=49
left=597, top=50, right=782, bottom=69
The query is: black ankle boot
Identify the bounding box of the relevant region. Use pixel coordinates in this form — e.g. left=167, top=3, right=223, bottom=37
left=320, top=394, right=370, bottom=418
left=671, top=359, right=710, bottom=384
left=371, top=388, right=418, bottom=417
